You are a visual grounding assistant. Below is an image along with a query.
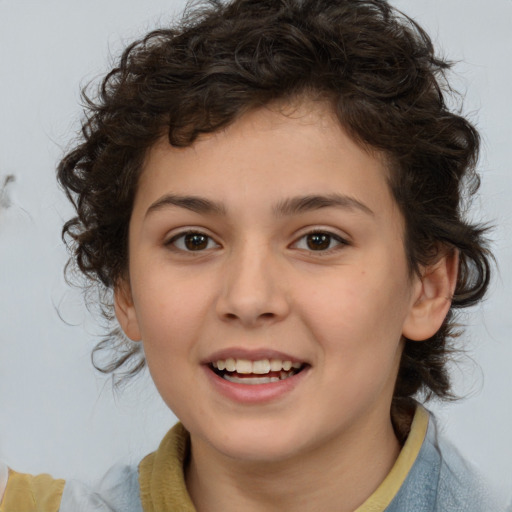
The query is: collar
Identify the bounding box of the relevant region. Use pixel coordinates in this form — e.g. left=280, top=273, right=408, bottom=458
left=138, top=406, right=429, bottom=512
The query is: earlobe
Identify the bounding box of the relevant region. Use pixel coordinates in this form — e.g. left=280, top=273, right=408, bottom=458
left=114, top=281, right=142, bottom=342
left=402, top=249, right=459, bottom=341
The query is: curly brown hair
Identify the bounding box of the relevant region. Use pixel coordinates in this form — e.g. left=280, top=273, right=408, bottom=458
left=58, top=0, right=491, bottom=413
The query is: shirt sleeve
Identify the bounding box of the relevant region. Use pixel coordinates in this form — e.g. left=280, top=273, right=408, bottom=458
left=0, top=468, right=65, bottom=512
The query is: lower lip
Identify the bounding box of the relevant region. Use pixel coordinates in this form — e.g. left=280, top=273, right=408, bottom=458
left=203, top=365, right=310, bottom=404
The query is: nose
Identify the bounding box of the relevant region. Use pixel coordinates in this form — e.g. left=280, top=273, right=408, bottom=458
left=215, top=242, right=290, bottom=327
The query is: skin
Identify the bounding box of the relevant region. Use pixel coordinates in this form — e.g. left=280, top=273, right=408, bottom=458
left=116, top=101, right=456, bottom=512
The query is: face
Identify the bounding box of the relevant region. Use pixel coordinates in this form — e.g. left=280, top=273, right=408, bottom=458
left=117, top=102, right=425, bottom=464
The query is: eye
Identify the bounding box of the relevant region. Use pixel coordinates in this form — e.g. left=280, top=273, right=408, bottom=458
left=294, top=231, right=347, bottom=252
left=167, top=231, right=219, bottom=251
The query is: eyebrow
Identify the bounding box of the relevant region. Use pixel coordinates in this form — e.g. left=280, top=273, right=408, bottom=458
left=273, top=194, right=374, bottom=217
left=145, top=193, right=373, bottom=218
left=146, top=194, right=227, bottom=217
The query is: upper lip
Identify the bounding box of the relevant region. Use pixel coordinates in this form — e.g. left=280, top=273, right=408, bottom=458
left=203, top=348, right=307, bottom=364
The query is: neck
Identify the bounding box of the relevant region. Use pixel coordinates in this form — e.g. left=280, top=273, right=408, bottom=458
left=185, top=412, right=400, bottom=512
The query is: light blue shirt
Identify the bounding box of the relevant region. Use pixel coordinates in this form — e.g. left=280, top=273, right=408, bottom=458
left=58, top=414, right=510, bottom=511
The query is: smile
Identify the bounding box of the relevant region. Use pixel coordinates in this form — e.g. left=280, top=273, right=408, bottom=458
left=210, top=358, right=306, bottom=385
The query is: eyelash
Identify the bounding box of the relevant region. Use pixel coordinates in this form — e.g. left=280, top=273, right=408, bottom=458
left=292, top=230, right=349, bottom=253
left=166, top=230, right=220, bottom=252
left=166, top=229, right=349, bottom=254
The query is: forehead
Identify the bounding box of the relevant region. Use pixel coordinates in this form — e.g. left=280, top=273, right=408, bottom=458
left=135, top=101, right=398, bottom=226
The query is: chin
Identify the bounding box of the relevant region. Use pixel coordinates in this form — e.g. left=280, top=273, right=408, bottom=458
left=192, top=416, right=314, bottom=464
left=217, top=435, right=303, bottom=464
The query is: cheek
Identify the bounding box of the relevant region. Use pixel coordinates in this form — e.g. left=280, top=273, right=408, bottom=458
left=135, top=282, right=207, bottom=408
left=300, top=274, right=407, bottom=412
left=133, top=268, right=220, bottom=365
left=297, top=266, right=411, bottom=357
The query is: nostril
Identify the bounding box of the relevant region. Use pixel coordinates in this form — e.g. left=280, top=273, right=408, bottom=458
left=222, top=311, right=275, bottom=321
left=216, top=285, right=289, bottom=325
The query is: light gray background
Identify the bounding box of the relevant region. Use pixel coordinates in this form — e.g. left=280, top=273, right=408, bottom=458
left=0, top=0, right=510, bottom=500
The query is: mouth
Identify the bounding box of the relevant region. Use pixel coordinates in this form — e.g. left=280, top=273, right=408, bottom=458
left=209, top=358, right=307, bottom=385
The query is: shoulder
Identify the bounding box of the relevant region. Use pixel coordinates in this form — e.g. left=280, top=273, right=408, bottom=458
left=0, top=463, right=142, bottom=512
left=388, top=409, right=508, bottom=512
left=0, top=466, right=65, bottom=512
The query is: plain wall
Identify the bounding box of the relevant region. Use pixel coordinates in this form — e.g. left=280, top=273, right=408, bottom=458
left=0, top=0, right=510, bottom=499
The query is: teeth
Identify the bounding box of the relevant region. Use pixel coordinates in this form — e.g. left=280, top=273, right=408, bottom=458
left=270, top=359, right=282, bottom=371
left=212, top=358, right=302, bottom=374
left=236, top=359, right=253, bottom=374
left=252, top=359, right=271, bottom=374
left=224, top=375, right=281, bottom=385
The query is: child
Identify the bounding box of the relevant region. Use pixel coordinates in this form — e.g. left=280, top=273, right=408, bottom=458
left=0, top=0, right=508, bottom=510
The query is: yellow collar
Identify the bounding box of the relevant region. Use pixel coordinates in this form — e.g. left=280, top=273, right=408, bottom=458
left=138, top=406, right=429, bottom=512
left=139, top=422, right=195, bottom=512
left=355, top=405, right=429, bottom=511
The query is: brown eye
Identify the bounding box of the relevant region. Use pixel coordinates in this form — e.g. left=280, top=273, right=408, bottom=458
left=169, top=231, right=219, bottom=252
left=293, top=231, right=347, bottom=253
left=306, top=233, right=332, bottom=250
left=184, top=233, right=209, bottom=250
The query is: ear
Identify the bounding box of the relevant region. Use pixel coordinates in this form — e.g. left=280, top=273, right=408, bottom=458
left=114, top=280, right=142, bottom=342
left=402, top=249, right=458, bottom=341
